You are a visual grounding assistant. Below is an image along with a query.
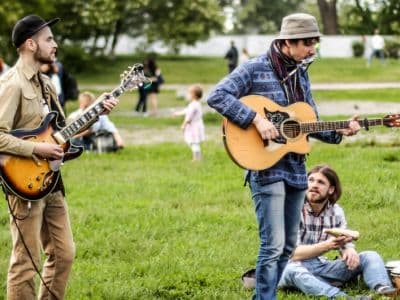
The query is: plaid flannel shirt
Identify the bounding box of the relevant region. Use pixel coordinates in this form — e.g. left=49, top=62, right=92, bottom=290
left=298, top=200, right=355, bottom=253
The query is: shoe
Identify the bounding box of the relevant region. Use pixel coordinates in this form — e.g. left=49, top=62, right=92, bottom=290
left=375, top=284, right=397, bottom=296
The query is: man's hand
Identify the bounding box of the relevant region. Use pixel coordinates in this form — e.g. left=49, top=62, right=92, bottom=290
left=252, top=113, right=279, bottom=140
left=101, top=93, right=119, bottom=115
left=337, top=115, right=361, bottom=136
left=341, top=247, right=360, bottom=270
left=323, top=236, right=353, bottom=251
left=33, top=143, right=64, bottom=160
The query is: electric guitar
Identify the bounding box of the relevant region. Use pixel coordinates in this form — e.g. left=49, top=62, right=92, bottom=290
left=223, top=95, right=400, bottom=171
left=0, top=63, right=148, bottom=201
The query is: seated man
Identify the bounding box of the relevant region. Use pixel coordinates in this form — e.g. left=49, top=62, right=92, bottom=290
left=68, top=91, right=124, bottom=151
left=278, top=165, right=396, bottom=299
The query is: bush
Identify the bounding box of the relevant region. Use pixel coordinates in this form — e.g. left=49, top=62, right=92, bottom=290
left=352, top=40, right=364, bottom=57
left=57, top=43, right=91, bottom=74
left=385, top=38, right=400, bottom=59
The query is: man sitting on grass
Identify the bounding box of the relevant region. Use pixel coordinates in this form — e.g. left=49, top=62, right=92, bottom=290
left=278, top=165, right=396, bottom=299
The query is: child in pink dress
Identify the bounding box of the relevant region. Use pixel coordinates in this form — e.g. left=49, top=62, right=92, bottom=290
left=173, top=85, right=205, bottom=161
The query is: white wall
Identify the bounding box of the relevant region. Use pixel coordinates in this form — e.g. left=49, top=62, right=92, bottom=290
left=113, top=34, right=368, bottom=58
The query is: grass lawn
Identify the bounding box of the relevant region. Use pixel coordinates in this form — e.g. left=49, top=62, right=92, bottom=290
left=75, top=55, right=400, bottom=85
left=0, top=141, right=399, bottom=299
left=1, top=55, right=400, bottom=299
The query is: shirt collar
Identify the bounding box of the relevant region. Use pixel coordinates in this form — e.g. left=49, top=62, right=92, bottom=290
left=16, top=58, right=39, bottom=82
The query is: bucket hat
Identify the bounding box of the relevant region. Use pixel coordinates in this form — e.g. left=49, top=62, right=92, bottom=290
left=12, top=15, right=60, bottom=48
left=277, top=13, right=321, bottom=40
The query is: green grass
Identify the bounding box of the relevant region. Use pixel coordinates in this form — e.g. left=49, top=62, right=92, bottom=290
left=313, top=88, right=400, bottom=102
left=1, top=55, right=400, bottom=299
left=75, top=55, right=400, bottom=85
left=0, top=142, right=399, bottom=299
left=76, top=55, right=228, bottom=85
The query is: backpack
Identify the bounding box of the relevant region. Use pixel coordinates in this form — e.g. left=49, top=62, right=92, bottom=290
left=90, top=130, right=118, bottom=153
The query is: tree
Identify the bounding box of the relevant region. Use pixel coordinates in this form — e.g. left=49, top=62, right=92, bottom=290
left=338, top=0, right=400, bottom=35
left=232, top=0, right=303, bottom=34
left=317, top=0, right=339, bottom=34
left=142, top=0, right=224, bottom=54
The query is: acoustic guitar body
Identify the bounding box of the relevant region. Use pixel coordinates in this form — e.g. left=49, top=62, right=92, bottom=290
left=222, top=95, right=317, bottom=171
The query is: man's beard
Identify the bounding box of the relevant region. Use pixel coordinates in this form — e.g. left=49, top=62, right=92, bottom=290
left=34, top=47, right=54, bottom=64
left=307, top=191, right=328, bottom=204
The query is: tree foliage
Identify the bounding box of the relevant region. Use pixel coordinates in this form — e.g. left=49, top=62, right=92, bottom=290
left=0, top=0, right=225, bottom=65
left=339, top=0, right=400, bottom=35
left=232, top=0, right=303, bottom=34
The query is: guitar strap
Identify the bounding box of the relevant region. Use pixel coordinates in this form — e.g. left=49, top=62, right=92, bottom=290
left=37, top=73, right=66, bottom=127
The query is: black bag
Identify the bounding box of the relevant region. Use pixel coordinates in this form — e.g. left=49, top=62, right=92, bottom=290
left=90, top=130, right=118, bottom=153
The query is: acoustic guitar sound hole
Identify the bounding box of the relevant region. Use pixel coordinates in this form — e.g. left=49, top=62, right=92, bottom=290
left=282, top=120, right=301, bottom=138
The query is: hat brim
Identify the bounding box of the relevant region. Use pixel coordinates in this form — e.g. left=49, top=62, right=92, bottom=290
left=276, top=32, right=322, bottom=40
left=32, top=18, right=60, bottom=36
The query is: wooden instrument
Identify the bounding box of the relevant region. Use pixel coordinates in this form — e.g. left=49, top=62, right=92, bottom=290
left=223, top=95, right=400, bottom=170
left=0, top=64, right=148, bottom=201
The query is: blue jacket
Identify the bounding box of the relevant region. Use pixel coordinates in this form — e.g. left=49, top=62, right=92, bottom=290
left=207, top=54, right=342, bottom=189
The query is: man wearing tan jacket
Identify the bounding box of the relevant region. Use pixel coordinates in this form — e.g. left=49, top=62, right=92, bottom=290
left=0, top=15, right=118, bottom=299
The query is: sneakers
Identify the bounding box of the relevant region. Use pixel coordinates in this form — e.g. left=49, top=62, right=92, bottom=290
left=375, top=284, right=397, bottom=296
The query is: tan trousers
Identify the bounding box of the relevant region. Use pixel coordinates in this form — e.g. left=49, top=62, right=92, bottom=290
left=7, top=191, right=75, bottom=300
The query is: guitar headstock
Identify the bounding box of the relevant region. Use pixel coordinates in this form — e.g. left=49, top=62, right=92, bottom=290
left=383, top=114, right=400, bottom=127
left=120, top=63, right=150, bottom=91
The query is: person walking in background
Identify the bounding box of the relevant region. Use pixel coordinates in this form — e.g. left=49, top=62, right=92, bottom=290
left=367, top=29, right=385, bottom=67
left=278, top=165, right=396, bottom=299
left=224, top=40, right=238, bottom=73
left=173, top=84, right=205, bottom=161
left=0, top=15, right=118, bottom=299
left=143, top=58, right=163, bottom=116
left=135, top=84, right=148, bottom=116
left=207, top=13, right=360, bottom=300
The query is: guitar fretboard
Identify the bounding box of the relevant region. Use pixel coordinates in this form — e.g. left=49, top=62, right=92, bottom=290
left=300, top=118, right=384, bottom=133
left=59, top=86, right=125, bottom=142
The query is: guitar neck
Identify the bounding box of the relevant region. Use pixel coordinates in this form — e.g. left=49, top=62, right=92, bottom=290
left=57, top=86, right=126, bottom=143
left=301, top=118, right=384, bottom=133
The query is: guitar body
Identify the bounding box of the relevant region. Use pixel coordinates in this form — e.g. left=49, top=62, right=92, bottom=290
left=223, top=95, right=317, bottom=171
left=0, top=112, right=83, bottom=201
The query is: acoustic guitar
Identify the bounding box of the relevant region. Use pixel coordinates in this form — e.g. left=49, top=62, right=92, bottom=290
left=0, top=64, right=149, bottom=201
left=223, top=95, right=400, bottom=171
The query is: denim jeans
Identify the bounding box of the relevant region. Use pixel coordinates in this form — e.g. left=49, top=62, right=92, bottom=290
left=250, top=180, right=306, bottom=300
left=278, top=251, right=393, bottom=298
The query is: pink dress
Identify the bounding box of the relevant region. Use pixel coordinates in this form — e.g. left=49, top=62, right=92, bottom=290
left=183, top=101, right=205, bottom=144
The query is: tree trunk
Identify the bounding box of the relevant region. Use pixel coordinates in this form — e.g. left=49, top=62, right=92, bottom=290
left=108, top=19, right=123, bottom=58
left=317, top=0, right=338, bottom=35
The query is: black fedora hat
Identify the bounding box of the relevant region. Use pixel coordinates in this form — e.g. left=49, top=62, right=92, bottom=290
left=12, top=15, right=60, bottom=48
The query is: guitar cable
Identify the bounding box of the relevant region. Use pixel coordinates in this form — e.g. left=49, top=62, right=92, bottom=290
left=4, top=191, right=59, bottom=300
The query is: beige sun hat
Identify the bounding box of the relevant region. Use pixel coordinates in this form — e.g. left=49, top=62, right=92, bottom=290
left=277, top=13, right=322, bottom=40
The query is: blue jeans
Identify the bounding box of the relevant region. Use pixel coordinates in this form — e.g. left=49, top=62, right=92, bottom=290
left=278, top=251, right=393, bottom=298
left=250, top=180, right=306, bottom=300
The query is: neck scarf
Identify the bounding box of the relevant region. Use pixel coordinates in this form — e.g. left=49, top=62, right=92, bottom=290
left=268, top=40, right=305, bottom=104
